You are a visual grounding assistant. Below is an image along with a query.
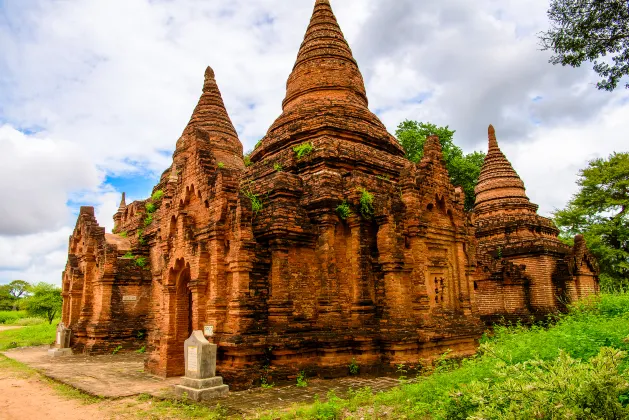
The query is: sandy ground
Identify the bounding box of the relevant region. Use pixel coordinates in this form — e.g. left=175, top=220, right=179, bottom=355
left=0, top=377, right=111, bottom=420
left=0, top=326, right=23, bottom=332
left=0, top=362, right=136, bottom=420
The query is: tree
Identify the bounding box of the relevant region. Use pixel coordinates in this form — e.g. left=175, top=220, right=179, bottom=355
left=554, top=152, right=629, bottom=290
left=23, top=283, right=62, bottom=324
left=0, top=285, right=14, bottom=311
left=395, top=120, right=485, bottom=211
left=6, top=280, right=30, bottom=310
left=539, top=0, right=629, bottom=91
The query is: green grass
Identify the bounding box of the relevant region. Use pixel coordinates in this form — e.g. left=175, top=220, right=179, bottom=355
left=257, top=293, right=629, bottom=419
left=0, top=321, right=57, bottom=350
left=135, top=395, right=228, bottom=419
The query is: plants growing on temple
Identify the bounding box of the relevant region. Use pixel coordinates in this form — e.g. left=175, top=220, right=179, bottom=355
left=273, top=163, right=283, bottom=172
left=244, top=151, right=253, bottom=167
left=242, top=187, right=263, bottom=214
left=395, top=120, right=485, bottom=211
left=336, top=201, right=352, bottom=220
left=135, top=256, right=148, bottom=268
left=348, top=358, right=359, bottom=375
left=296, top=370, right=308, bottom=387
left=151, top=190, right=164, bottom=201
left=293, top=142, right=314, bottom=159
left=119, top=231, right=128, bottom=238
left=137, top=229, right=146, bottom=245
left=359, top=189, right=374, bottom=219
left=539, top=0, right=629, bottom=91
left=554, top=152, right=629, bottom=291
left=123, top=252, right=134, bottom=259
left=144, top=200, right=157, bottom=226
left=112, top=345, right=122, bottom=355
left=217, top=162, right=225, bottom=169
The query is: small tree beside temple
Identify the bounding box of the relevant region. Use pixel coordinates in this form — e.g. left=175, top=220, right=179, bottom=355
left=24, top=283, right=62, bottom=324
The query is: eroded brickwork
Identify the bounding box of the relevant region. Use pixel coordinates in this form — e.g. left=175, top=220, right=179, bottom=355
left=61, top=0, right=599, bottom=390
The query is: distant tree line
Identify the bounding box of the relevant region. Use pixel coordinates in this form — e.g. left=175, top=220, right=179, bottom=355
left=0, top=280, right=62, bottom=324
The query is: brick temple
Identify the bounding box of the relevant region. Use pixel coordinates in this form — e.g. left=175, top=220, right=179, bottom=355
left=60, top=0, right=599, bottom=389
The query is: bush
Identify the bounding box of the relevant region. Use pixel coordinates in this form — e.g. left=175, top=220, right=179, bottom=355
left=243, top=189, right=263, bottom=213
left=135, top=256, right=148, bottom=268
left=359, top=188, right=374, bottom=219
left=217, top=162, right=225, bottom=169
left=144, top=214, right=154, bottom=226
left=293, top=142, right=314, bottom=159
left=151, top=190, right=164, bottom=201
left=273, top=163, right=283, bottom=172
left=336, top=201, right=352, bottom=220
left=145, top=202, right=156, bottom=214
left=444, top=348, right=629, bottom=419
left=0, top=311, right=27, bottom=325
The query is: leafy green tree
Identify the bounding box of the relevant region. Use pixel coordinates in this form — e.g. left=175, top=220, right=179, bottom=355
left=554, top=152, right=629, bottom=290
left=539, top=0, right=629, bottom=91
left=6, top=280, right=30, bottom=310
left=395, top=120, right=485, bottom=211
left=23, top=283, right=62, bottom=324
left=0, top=285, right=15, bottom=311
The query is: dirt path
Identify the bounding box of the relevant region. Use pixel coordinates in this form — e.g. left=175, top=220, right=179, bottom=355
left=0, top=326, right=22, bottom=333
left=0, top=377, right=111, bottom=420
left=0, top=364, right=133, bottom=420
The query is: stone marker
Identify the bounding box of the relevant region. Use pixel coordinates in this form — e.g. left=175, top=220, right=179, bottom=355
left=173, top=331, right=229, bottom=401
left=48, top=322, right=72, bottom=357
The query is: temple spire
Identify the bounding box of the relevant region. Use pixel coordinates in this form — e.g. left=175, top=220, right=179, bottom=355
left=118, top=192, right=126, bottom=210
left=282, top=0, right=368, bottom=111
left=474, top=125, right=533, bottom=214
left=183, top=66, right=242, bottom=156
left=488, top=124, right=499, bottom=150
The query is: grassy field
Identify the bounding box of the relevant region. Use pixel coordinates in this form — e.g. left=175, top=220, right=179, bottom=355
left=0, top=320, right=57, bottom=350
left=257, top=293, right=629, bottom=419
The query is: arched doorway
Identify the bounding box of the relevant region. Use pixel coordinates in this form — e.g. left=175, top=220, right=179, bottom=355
left=164, top=258, right=195, bottom=377
left=176, top=265, right=193, bottom=348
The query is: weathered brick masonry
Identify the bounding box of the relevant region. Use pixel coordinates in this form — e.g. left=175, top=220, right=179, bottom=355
left=61, top=0, right=599, bottom=389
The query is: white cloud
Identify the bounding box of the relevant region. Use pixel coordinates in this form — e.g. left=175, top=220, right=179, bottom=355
left=0, top=0, right=627, bottom=284
left=0, top=125, right=100, bottom=235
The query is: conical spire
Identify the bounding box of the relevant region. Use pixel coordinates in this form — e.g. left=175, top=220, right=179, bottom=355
left=474, top=125, right=532, bottom=214
left=183, top=66, right=242, bottom=156
left=282, top=0, right=368, bottom=111
left=118, top=192, right=126, bottom=210
left=251, top=0, right=404, bottom=162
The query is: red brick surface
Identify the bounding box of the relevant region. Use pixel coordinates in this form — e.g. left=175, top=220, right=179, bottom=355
left=61, top=0, right=599, bottom=390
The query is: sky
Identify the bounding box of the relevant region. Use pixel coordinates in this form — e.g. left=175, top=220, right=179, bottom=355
left=0, top=0, right=627, bottom=285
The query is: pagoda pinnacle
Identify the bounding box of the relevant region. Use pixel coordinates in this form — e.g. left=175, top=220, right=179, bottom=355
left=474, top=125, right=533, bottom=215
left=183, top=66, right=242, bottom=156
left=118, top=192, right=126, bottom=210
left=488, top=124, right=499, bottom=150
left=282, top=0, right=368, bottom=111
